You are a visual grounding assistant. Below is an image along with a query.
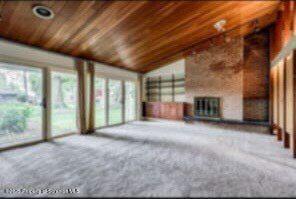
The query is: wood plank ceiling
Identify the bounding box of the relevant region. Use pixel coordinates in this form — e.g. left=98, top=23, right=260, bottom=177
left=0, top=1, right=280, bottom=73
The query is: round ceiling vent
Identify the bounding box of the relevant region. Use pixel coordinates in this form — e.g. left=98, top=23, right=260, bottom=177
left=32, top=5, right=54, bottom=19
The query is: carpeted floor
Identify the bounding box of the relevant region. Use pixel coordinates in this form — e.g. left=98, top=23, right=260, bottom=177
left=0, top=120, right=296, bottom=197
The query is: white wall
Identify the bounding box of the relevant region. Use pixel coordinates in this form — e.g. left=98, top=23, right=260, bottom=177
left=94, top=62, right=138, bottom=81
left=0, top=39, right=75, bottom=70
left=144, top=59, right=185, bottom=78
left=143, top=59, right=185, bottom=102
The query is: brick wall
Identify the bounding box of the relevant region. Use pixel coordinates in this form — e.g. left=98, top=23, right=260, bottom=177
left=243, top=29, right=270, bottom=122
left=185, top=38, right=244, bottom=121
left=185, top=29, right=270, bottom=122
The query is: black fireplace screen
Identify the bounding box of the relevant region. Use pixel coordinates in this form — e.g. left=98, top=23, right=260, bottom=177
left=194, top=97, right=220, bottom=118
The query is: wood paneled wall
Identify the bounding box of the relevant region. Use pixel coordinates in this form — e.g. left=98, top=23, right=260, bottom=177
left=271, top=66, right=279, bottom=133
left=270, top=1, right=296, bottom=157
left=285, top=53, right=294, bottom=148
left=270, top=1, right=296, bottom=60
left=278, top=61, right=285, bottom=140
left=271, top=55, right=296, bottom=155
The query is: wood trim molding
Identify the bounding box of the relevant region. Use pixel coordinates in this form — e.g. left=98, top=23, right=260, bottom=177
left=283, top=58, right=289, bottom=148
left=88, top=61, right=96, bottom=133
left=269, top=69, right=274, bottom=135
left=293, top=50, right=296, bottom=157
left=76, top=59, right=88, bottom=134
left=43, top=68, right=51, bottom=140
left=276, top=63, right=280, bottom=140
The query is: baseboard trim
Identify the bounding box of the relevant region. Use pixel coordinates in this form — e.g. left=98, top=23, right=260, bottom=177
left=184, top=116, right=270, bottom=127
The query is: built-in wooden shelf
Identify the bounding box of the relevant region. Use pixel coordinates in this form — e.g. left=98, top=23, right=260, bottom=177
left=146, top=92, right=185, bottom=96
left=145, top=74, right=185, bottom=102
left=146, top=84, right=185, bottom=89
left=143, top=102, right=186, bottom=120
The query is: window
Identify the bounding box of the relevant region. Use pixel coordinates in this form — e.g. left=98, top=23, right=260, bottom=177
left=0, top=63, right=43, bottom=148
left=95, top=77, right=106, bottom=127
left=108, top=79, right=122, bottom=125
left=0, top=61, right=138, bottom=149
left=125, top=81, right=136, bottom=121
left=51, top=72, right=77, bottom=137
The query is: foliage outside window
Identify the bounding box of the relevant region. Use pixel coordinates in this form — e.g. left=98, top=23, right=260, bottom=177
left=0, top=64, right=42, bottom=146
left=51, top=72, right=78, bottom=136
left=108, top=79, right=122, bottom=125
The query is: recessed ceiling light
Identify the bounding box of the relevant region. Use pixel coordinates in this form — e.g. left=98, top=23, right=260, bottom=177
left=214, top=19, right=227, bottom=32
left=32, top=5, right=54, bottom=20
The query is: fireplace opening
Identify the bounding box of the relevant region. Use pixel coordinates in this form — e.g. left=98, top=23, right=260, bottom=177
left=194, top=97, right=220, bottom=118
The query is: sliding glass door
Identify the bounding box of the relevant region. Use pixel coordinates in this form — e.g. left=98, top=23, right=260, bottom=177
left=108, top=79, right=122, bottom=125
left=0, top=63, right=43, bottom=148
left=0, top=62, right=137, bottom=148
left=51, top=71, right=78, bottom=137
left=95, top=77, right=106, bottom=127
left=125, top=81, right=136, bottom=122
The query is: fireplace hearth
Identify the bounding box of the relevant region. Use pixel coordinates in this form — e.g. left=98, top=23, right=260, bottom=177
left=194, top=97, right=220, bottom=118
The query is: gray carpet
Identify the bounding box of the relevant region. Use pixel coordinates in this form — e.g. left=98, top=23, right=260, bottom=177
left=0, top=120, right=296, bottom=197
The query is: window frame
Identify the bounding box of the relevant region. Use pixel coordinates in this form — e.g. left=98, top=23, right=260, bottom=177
left=94, top=74, right=138, bottom=130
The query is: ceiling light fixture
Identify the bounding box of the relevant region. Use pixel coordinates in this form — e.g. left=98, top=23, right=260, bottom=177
left=32, top=5, right=54, bottom=20
left=214, top=19, right=227, bottom=32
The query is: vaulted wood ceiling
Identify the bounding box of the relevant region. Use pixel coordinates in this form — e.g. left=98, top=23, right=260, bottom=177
left=0, top=1, right=280, bottom=73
